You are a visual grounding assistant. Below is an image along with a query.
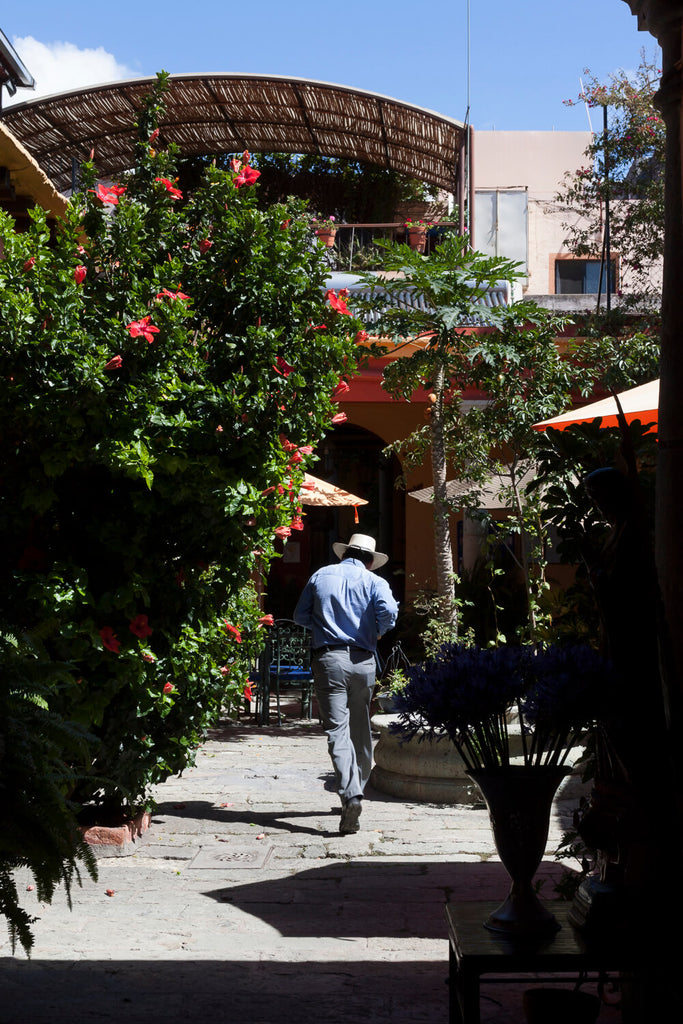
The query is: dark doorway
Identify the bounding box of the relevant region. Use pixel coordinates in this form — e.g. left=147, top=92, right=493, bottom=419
left=265, top=424, right=405, bottom=618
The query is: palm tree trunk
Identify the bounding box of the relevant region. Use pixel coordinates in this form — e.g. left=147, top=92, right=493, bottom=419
left=430, top=362, right=457, bottom=630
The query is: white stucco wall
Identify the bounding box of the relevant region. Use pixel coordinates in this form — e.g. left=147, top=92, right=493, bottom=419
left=473, top=130, right=594, bottom=295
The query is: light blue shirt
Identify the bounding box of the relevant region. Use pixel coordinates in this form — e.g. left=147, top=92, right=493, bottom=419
left=293, top=557, right=399, bottom=652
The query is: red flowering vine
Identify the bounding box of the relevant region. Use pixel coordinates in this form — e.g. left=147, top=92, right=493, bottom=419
left=224, top=621, right=242, bottom=643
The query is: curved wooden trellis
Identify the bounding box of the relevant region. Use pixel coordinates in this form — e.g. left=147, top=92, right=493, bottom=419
left=1, top=73, right=467, bottom=196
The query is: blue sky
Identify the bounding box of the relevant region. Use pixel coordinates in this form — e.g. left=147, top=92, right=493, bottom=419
left=5, top=1, right=658, bottom=130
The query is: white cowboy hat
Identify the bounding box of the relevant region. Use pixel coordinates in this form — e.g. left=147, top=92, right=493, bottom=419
left=332, top=533, right=388, bottom=571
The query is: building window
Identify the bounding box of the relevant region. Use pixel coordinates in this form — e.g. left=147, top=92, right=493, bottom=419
left=554, top=258, right=617, bottom=295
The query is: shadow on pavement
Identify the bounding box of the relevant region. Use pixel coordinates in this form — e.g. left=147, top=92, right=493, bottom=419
left=204, top=860, right=566, bottom=940
left=0, top=958, right=453, bottom=1024
left=152, top=799, right=342, bottom=838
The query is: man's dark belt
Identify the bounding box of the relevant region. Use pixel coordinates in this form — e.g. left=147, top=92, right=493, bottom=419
left=312, top=644, right=372, bottom=655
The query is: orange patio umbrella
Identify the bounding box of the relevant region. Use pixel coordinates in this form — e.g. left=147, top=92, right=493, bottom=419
left=298, top=473, right=368, bottom=522
left=533, top=379, right=659, bottom=432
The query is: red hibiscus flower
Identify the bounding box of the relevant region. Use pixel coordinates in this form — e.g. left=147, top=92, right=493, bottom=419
left=100, top=627, right=120, bottom=653
left=129, top=614, right=153, bottom=638
left=224, top=621, right=242, bottom=643
left=324, top=289, right=351, bottom=316
left=163, top=682, right=174, bottom=694
left=93, top=183, right=126, bottom=205
left=234, top=166, right=261, bottom=188
left=74, top=265, right=87, bottom=284
left=155, top=177, right=183, bottom=200
left=149, top=128, right=160, bottom=144
left=355, top=330, right=369, bottom=344
left=274, top=526, right=291, bottom=539
left=127, top=316, right=160, bottom=343
left=290, top=516, right=304, bottom=531
left=142, top=653, right=156, bottom=662
left=243, top=683, right=254, bottom=702
left=332, top=379, right=350, bottom=398
left=104, top=355, right=123, bottom=370
left=23, top=257, right=35, bottom=273
left=331, top=412, right=348, bottom=425
left=258, top=614, right=275, bottom=627
left=156, top=288, right=190, bottom=301
left=274, top=355, right=295, bottom=377
left=198, top=239, right=213, bottom=253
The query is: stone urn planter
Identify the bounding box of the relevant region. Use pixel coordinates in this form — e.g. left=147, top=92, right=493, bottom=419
left=370, top=713, right=480, bottom=804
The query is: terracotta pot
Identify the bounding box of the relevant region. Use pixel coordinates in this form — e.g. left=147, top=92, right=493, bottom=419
left=316, top=228, right=336, bottom=248
left=406, top=226, right=427, bottom=252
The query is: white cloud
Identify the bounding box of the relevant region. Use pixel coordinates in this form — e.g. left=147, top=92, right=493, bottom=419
left=5, top=36, right=137, bottom=105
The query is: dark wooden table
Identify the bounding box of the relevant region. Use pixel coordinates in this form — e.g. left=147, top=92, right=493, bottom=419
left=446, top=901, right=624, bottom=1024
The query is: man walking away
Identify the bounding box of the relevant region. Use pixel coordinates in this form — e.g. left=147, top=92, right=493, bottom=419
left=293, top=534, right=399, bottom=835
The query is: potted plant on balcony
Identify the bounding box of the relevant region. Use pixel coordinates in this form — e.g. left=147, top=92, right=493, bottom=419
left=393, top=642, right=614, bottom=937
left=312, top=214, right=337, bottom=247
left=404, top=218, right=432, bottom=252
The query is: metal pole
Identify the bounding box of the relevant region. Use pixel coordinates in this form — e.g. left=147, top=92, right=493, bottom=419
left=604, top=105, right=611, bottom=311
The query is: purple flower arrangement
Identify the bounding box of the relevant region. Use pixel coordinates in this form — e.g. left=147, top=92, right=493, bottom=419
left=393, top=642, right=615, bottom=772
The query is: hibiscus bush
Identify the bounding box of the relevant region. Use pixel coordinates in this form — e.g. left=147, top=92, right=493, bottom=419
left=0, top=72, right=358, bottom=822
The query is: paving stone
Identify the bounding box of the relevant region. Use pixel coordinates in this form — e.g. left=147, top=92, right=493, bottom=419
left=0, top=713, right=617, bottom=1024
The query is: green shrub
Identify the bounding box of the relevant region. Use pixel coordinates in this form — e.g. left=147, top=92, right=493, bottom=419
left=0, top=72, right=358, bottom=821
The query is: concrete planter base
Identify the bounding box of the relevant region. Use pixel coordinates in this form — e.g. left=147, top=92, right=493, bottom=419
left=370, top=714, right=480, bottom=804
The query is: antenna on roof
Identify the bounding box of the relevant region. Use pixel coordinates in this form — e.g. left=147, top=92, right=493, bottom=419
left=580, top=77, right=593, bottom=134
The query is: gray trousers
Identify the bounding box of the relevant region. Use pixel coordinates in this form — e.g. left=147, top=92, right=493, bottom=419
left=312, top=647, right=376, bottom=802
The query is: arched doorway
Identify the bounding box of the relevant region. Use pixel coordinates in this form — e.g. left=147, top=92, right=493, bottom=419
left=266, top=423, right=405, bottom=618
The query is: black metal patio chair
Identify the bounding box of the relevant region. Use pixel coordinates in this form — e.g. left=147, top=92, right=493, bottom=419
left=270, top=618, right=314, bottom=724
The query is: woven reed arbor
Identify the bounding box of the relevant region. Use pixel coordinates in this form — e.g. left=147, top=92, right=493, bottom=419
left=0, top=74, right=470, bottom=213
